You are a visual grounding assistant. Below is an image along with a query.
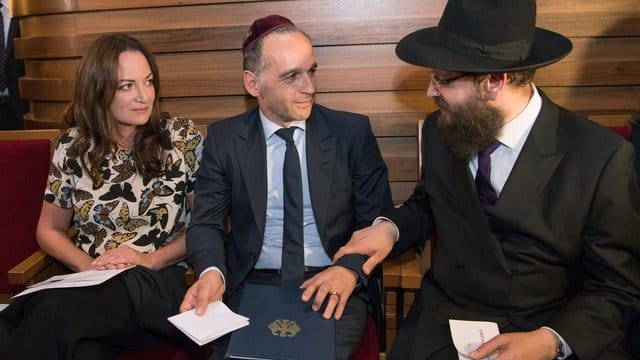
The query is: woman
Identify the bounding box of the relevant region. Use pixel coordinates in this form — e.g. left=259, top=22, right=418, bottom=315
left=0, top=34, right=203, bottom=359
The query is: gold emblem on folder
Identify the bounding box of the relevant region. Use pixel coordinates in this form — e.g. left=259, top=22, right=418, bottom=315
left=268, top=319, right=301, bottom=337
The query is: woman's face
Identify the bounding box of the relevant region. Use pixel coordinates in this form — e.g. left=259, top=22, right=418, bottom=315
left=109, top=50, right=155, bottom=139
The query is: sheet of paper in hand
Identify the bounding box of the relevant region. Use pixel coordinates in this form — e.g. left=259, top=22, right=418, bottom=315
left=168, top=300, right=249, bottom=346
left=449, top=319, right=499, bottom=360
left=225, top=283, right=336, bottom=360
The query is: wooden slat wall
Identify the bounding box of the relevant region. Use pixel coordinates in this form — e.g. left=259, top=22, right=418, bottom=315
left=9, top=0, right=640, bottom=203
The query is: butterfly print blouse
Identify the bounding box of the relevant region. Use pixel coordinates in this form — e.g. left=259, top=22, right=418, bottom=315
left=44, top=117, right=203, bottom=257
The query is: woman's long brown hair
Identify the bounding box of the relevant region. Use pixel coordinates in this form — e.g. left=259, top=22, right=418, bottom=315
left=61, top=33, right=168, bottom=184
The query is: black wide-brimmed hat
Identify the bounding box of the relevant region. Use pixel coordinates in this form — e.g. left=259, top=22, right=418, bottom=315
left=395, top=0, right=572, bottom=73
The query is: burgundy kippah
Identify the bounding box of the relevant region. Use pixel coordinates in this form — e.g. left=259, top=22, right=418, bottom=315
left=242, top=14, right=295, bottom=53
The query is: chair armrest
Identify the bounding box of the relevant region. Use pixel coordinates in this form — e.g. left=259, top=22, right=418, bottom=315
left=383, top=250, right=422, bottom=290
left=8, top=249, right=197, bottom=288
left=7, top=249, right=69, bottom=286
left=382, top=256, right=402, bottom=288
left=185, top=267, right=196, bottom=286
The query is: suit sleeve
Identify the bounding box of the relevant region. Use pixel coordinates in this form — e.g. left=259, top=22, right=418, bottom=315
left=334, top=116, right=392, bottom=284
left=382, top=114, right=436, bottom=258
left=186, top=127, right=231, bottom=278
left=549, top=141, right=640, bottom=356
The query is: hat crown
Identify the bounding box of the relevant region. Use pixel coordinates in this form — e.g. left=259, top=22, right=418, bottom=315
left=394, top=0, right=572, bottom=73
left=436, top=0, right=536, bottom=61
left=242, top=14, right=295, bottom=53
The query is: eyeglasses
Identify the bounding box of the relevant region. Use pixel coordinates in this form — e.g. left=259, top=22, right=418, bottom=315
left=429, top=73, right=471, bottom=88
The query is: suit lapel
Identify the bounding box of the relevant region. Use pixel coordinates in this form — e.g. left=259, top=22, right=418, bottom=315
left=305, top=109, right=335, bottom=236
left=236, top=111, right=268, bottom=237
left=452, top=156, right=476, bottom=208
left=446, top=97, right=564, bottom=270
left=451, top=151, right=511, bottom=269
left=493, top=94, right=564, bottom=223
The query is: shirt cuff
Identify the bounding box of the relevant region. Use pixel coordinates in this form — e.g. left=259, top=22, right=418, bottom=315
left=372, top=216, right=400, bottom=242
left=200, top=266, right=226, bottom=287
left=541, top=326, right=573, bottom=359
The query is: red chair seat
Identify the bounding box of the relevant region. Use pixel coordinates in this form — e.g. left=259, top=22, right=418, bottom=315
left=353, top=313, right=380, bottom=360
left=607, top=125, right=631, bottom=139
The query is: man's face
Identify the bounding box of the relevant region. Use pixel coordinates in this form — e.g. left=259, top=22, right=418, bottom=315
left=251, top=32, right=317, bottom=126
left=428, top=70, right=504, bottom=159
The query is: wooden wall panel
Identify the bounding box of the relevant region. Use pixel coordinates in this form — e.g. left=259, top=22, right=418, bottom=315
left=8, top=0, right=640, bottom=204
left=18, top=38, right=640, bottom=98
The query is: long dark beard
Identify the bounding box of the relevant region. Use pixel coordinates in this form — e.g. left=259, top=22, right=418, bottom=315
left=435, top=93, right=504, bottom=159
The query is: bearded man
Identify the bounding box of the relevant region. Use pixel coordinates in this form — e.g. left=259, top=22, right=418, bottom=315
left=334, top=0, right=640, bottom=359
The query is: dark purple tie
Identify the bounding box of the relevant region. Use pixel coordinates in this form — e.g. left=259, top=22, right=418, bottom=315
left=475, top=142, right=501, bottom=212
left=275, top=127, right=305, bottom=285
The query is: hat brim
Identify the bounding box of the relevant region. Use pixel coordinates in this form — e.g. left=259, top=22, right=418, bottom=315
left=395, top=27, right=572, bottom=73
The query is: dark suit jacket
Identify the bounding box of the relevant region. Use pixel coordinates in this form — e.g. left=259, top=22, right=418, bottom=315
left=384, top=93, right=640, bottom=359
left=631, top=122, right=640, bottom=187
left=1, top=16, right=28, bottom=130
left=187, top=104, right=392, bottom=303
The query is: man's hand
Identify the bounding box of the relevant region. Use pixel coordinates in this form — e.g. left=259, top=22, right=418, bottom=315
left=333, top=221, right=396, bottom=275
left=469, top=328, right=559, bottom=360
left=179, top=270, right=225, bottom=315
left=300, top=266, right=357, bottom=320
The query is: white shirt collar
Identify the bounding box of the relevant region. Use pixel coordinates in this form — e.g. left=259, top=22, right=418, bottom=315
left=259, top=109, right=307, bottom=140
left=496, top=84, right=542, bottom=150
left=1, top=1, right=8, bottom=17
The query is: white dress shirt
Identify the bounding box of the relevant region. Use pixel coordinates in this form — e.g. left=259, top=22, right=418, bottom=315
left=254, top=110, right=331, bottom=269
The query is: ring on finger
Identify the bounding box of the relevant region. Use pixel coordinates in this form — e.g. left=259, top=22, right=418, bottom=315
left=329, top=291, right=341, bottom=300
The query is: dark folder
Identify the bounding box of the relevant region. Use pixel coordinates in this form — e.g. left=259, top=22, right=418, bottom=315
left=225, top=283, right=336, bottom=360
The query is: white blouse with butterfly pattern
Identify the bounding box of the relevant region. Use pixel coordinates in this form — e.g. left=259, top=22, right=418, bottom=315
left=44, top=117, right=203, bottom=257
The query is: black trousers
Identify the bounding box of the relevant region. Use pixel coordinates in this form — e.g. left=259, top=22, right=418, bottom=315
left=0, top=265, right=189, bottom=360
left=211, top=268, right=368, bottom=360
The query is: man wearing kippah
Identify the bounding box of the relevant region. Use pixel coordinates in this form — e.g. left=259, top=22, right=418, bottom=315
left=180, top=14, right=392, bottom=359
left=335, top=0, right=640, bottom=359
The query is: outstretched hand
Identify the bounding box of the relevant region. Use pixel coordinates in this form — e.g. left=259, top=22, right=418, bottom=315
left=333, top=221, right=396, bottom=275
left=179, top=270, right=225, bottom=315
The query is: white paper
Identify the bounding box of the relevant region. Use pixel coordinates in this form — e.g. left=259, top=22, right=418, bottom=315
left=12, top=267, right=133, bottom=298
left=168, top=301, right=249, bottom=346
left=449, top=319, right=500, bottom=360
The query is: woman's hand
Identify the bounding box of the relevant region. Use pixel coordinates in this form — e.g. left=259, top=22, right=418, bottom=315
left=91, top=246, right=152, bottom=270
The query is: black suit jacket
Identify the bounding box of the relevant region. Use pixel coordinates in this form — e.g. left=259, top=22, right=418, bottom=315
left=1, top=16, right=28, bottom=130
left=187, top=104, right=392, bottom=301
left=385, top=93, right=640, bottom=359
left=631, top=122, right=640, bottom=187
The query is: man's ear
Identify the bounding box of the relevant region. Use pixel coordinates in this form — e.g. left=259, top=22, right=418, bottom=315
left=483, top=73, right=507, bottom=101
left=243, top=70, right=260, bottom=97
